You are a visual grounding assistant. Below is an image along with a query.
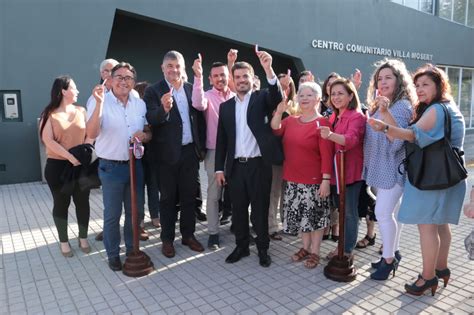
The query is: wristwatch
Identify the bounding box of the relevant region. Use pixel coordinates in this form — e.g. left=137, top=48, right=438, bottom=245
left=383, top=124, right=389, bottom=134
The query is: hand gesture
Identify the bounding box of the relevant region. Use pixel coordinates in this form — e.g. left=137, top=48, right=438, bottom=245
left=279, top=74, right=290, bottom=91
left=257, top=51, right=273, bottom=73
left=215, top=172, right=226, bottom=186
left=374, top=96, right=390, bottom=113
left=227, top=49, right=238, bottom=65
left=192, top=54, right=203, bottom=78
left=319, top=126, right=332, bottom=139
left=92, top=84, right=105, bottom=104
left=275, top=99, right=290, bottom=115
left=351, top=68, right=362, bottom=90
left=367, top=117, right=386, bottom=132
left=161, top=90, right=173, bottom=113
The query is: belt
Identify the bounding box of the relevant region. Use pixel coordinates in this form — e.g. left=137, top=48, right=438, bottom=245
left=100, top=158, right=129, bottom=164
left=235, top=157, right=260, bottom=163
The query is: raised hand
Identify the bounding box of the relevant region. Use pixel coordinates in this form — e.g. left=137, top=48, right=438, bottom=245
left=192, top=53, right=203, bottom=78
left=275, top=99, right=290, bottom=115
left=257, top=50, right=273, bottom=73
left=374, top=95, right=390, bottom=113
left=161, top=90, right=173, bottom=113
left=92, top=84, right=105, bottom=104
left=227, top=49, right=238, bottom=65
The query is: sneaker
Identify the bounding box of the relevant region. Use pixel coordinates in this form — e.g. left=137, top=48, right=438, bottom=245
left=208, top=234, right=220, bottom=250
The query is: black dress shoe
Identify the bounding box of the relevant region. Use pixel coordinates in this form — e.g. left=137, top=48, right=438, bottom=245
left=108, top=257, right=122, bottom=271
left=95, top=231, right=104, bottom=241
left=225, top=247, right=250, bottom=263
left=196, top=212, right=207, bottom=222
left=258, top=250, right=272, bottom=267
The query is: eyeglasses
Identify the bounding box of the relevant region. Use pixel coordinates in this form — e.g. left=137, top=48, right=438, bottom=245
left=113, top=75, right=135, bottom=82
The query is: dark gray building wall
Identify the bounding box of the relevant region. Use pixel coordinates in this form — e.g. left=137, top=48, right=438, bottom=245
left=1, top=0, right=473, bottom=184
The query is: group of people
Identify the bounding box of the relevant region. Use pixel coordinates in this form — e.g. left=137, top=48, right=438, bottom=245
left=39, top=47, right=467, bottom=297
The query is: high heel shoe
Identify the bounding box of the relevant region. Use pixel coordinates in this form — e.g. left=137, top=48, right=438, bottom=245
left=370, top=258, right=398, bottom=280
left=436, top=268, right=450, bottom=288
left=78, top=238, right=91, bottom=254
left=405, top=274, right=439, bottom=296
left=371, top=250, right=402, bottom=269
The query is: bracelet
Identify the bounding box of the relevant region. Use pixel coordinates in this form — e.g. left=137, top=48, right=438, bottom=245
left=383, top=124, right=389, bottom=134
left=322, top=178, right=330, bottom=181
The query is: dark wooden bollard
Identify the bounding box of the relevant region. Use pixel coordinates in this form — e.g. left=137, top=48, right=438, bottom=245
left=324, top=150, right=357, bottom=282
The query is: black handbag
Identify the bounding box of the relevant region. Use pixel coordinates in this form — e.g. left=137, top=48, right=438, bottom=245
left=399, top=103, right=467, bottom=190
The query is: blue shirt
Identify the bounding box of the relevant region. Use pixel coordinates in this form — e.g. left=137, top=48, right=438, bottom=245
left=362, top=98, right=413, bottom=189
left=167, top=80, right=193, bottom=145
left=398, top=101, right=466, bottom=225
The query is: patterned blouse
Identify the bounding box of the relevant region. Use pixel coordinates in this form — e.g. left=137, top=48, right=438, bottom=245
left=362, top=99, right=413, bottom=189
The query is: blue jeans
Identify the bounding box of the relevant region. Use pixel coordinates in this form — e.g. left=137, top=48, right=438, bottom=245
left=98, top=159, right=144, bottom=259
left=343, top=181, right=363, bottom=254
left=332, top=181, right=363, bottom=253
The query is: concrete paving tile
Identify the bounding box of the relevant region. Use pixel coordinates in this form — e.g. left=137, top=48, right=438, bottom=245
left=2, top=177, right=474, bottom=315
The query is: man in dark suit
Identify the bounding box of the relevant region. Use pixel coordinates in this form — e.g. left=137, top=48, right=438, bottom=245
left=215, top=50, right=283, bottom=267
left=144, top=50, right=206, bottom=258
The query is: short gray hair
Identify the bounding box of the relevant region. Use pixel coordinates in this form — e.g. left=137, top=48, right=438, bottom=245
left=100, top=58, right=119, bottom=72
left=162, top=50, right=185, bottom=65
left=298, top=81, right=322, bottom=98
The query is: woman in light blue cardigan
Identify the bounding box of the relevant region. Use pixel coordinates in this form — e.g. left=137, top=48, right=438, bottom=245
left=368, top=64, right=466, bottom=297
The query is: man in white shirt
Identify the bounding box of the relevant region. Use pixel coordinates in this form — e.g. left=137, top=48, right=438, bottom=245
left=144, top=51, right=207, bottom=258
left=87, top=62, right=151, bottom=271
left=215, top=51, right=283, bottom=267
left=85, top=58, right=118, bottom=242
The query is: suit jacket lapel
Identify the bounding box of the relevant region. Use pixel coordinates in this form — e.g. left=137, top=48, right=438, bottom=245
left=246, top=92, right=257, bottom=124
left=229, top=99, right=236, bottom=152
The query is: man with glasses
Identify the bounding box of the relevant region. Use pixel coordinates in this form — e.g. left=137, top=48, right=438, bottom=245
left=144, top=50, right=207, bottom=258
left=87, top=62, right=151, bottom=271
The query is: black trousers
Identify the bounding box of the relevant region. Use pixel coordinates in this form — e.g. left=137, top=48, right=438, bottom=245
left=44, top=159, right=90, bottom=242
left=228, top=158, right=272, bottom=251
left=159, top=144, right=199, bottom=241
left=219, top=185, right=232, bottom=217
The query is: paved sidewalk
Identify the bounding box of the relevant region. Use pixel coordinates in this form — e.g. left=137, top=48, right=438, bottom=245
left=1, top=165, right=473, bottom=314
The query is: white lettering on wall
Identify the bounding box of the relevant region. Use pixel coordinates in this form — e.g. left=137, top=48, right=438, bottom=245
left=312, top=39, right=433, bottom=61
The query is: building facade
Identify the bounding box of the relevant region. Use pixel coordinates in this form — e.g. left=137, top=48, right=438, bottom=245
left=0, top=0, right=473, bottom=184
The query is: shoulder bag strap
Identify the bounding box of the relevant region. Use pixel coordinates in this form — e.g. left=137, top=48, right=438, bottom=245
left=439, top=103, right=451, bottom=141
